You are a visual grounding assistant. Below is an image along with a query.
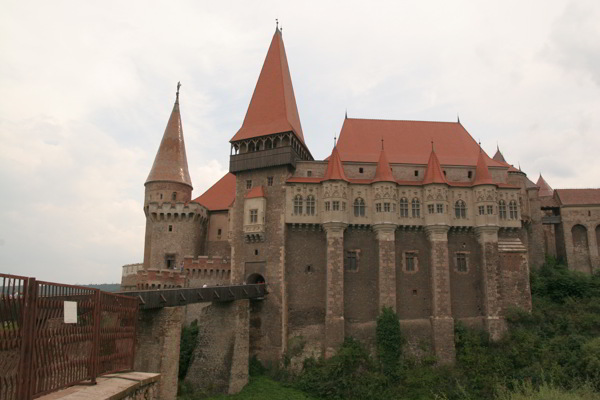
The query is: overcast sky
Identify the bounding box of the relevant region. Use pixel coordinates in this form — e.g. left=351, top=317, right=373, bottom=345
left=1, top=0, right=598, bottom=284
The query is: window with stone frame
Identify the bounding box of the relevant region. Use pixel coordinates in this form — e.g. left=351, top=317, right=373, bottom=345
left=171, top=192, right=177, bottom=201
left=293, top=195, right=303, bottom=215
left=249, top=209, right=258, bottom=223
left=455, top=200, right=467, bottom=219
left=487, top=205, right=494, bottom=214
left=412, top=198, right=421, bottom=217
left=354, top=198, right=365, bottom=216
left=403, top=251, right=418, bottom=273
left=376, top=203, right=382, bottom=212
left=478, top=205, right=485, bottom=215
left=333, top=201, right=340, bottom=211
left=436, top=203, right=444, bottom=213
left=325, top=201, right=330, bottom=211
left=306, top=195, right=315, bottom=215
left=427, top=204, right=434, bottom=214
left=344, top=250, right=359, bottom=271
left=400, top=197, right=409, bottom=217
left=384, top=202, right=391, bottom=212
left=165, top=254, right=176, bottom=269
left=499, top=200, right=507, bottom=219
left=509, top=200, right=518, bottom=219
left=342, top=201, right=346, bottom=211
left=267, top=176, right=274, bottom=186
left=455, top=252, right=468, bottom=273
left=246, top=180, right=252, bottom=189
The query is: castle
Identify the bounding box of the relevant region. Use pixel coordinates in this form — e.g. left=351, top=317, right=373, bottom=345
left=121, top=27, right=600, bottom=364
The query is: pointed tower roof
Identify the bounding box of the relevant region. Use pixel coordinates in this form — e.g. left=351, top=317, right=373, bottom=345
left=493, top=145, right=507, bottom=163
left=324, top=146, right=348, bottom=182
left=536, top=174, right=553, bottom=197
left=422, top=145, right=447, bottom=185
left=473, top=150, right=494, bottom=185
left=373, top=145, right=395, bottom=183
left=146, top=86, right=192, bottom=188
left=230, top=28, right=305, bottom=145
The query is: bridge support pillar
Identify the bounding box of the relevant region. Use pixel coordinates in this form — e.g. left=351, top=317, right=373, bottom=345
left=135, top=306, right=184, bottom=400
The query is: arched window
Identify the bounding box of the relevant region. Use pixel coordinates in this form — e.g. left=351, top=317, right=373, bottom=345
left=509, top=200, right=518, bottom=219
left=294, top=195, right=303, bottom=215
left=412, top=198, right=420, bottom=218
left=354, top=198, right=365, bottom=217
left=499, top=200, right=506, bottom=219
left=399, top=198, right=409, bottom=217
left=306, top=195, right=315, bottom=215
left=455, top=200, right=466, bottom=219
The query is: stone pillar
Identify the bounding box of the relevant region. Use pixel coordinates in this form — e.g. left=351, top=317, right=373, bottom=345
left=425, top=225, right=455, bottom=364
left=587, top=227, right=599, bottom=272
left=135, top=306, right=184, bottom=400
left=323, top=222, right=347, bottom=358
left=475, top=226, right=506, bottom=340
left=373, top=225, right=397, bottom=311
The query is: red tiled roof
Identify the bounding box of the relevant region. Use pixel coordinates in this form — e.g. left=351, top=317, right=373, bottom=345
left=192, top=173, right=235, bottom=211
left=230, top=29, right=305, bottom=145
left=336, top=118, right=505, bottom=167
left=473, top=150, right=494, bottom=185
left=245, top=186, right=265, bottom=199
left=323, top=146, right=349, bottom=181
left=373, top=147, right=395, bottom=183
left=146, top=99, right=192, bottom=188
left=422, top=148, right=447, bottom=185
left=555, top=189, right=600, bottom=206
left=536, top=174, right=553, bottom=197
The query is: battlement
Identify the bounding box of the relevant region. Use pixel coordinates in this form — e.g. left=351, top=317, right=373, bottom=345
left=183, top=255, right=231, bottom=286
left=132, top=268, right=188, bottom=290
left=145, top=201, right=208, bottom=222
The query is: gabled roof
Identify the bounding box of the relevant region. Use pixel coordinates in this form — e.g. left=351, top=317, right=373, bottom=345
left=473, top=150, right=494, bottom=185
left=245, top=185, right=266, bottom=199
left=323, top=146, right=349, bottom=182
left=193, top=173, right=236, bottom=211
left=536, top=174, right=553, bottom=197
left=146, top=97, right=192, bottom=188
left=493, top=146, right=507, bottom=163
left=555, top=189, right=600, bottom=206
left=336, top=118, right=505, bottom=167
left=230, top=28, right=305, bottom=145
left=373, top=147, right=395, bottom=183
left=422, top=148, right=447, bottom=185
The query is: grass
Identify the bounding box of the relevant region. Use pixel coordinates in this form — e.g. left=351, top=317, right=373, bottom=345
left=180, top=376, right=317, bottom=400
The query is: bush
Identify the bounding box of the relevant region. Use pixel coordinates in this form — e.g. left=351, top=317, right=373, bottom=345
left=376, top=306, right=405, bottom=379
left=179, top=320, right=199, bottom=380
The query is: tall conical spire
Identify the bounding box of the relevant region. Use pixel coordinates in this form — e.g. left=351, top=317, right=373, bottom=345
left=373, top=145, right=395, bottom=183
left=473, top=150, right=494, bottom=185
left=422, top=144, right=447, bottom=184
left=230, top=28, right=305, bottom=144
left=324, top=145, right=348, bottom=182
left=536, top=174, right=553, bottom=197
left=146, top=84, right=192, bottom=188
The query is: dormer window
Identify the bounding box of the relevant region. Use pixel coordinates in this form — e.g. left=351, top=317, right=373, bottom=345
left=468, top=171, right=472, bottom=179
left=414, top=170, right=419, bottom=177
left=359, top=168, right=364, bottom=174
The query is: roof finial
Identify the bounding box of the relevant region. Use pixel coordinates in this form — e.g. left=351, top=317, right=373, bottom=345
left=345, top=108, right=348, bottom=119
left=457, top=113, right=460, bottom=124
left=334, top=135, right=337, bottom=147
left=381, top=137, right=384, bottom=150
left=176, top=81, right=181, bottom=104
left=431, top=140, right=434, bottom=152
left=478, top=140, right=482, bottom=153
left=276, top=18, right=279, bottom=31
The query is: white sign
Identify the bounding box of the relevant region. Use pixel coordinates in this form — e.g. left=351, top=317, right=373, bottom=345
left=64, top=301, right=77, bottom=324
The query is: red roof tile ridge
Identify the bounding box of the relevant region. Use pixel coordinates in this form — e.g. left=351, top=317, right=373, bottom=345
left=422, top=148, right=448, bottom=185
left=345, top=116, right=460, bottom=124
left=473, top=150, right=494, bottom=185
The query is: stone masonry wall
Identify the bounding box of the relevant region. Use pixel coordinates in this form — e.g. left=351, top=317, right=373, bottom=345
left=448, top=231, right=483, bottom=319
left=184, top=255, right=231, bottom=287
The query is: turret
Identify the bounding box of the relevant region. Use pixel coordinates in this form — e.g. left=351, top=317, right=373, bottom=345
left=472, top=150, right=499, bottom=227
left=321, top=145, right=349, bottom=225
left=372, top=145, right=398, bottom=226
left=422, top=145, right=450, bottom=226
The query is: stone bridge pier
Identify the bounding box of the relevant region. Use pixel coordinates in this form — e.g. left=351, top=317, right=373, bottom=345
left=134, top=300, right=250, bottom=400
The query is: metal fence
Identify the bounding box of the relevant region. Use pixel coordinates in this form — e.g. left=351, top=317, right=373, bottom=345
left=0, top=273, right=138, bottom=399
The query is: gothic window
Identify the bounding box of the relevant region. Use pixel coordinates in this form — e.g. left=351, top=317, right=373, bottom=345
left=345, top=250, right=358, bottom=271
left=436, top=203, right=444, bottom=213
left=428, top=204, right=434, bottom=214
left=325, top=201, right=331, bottom=211
left=294, top=195, right=303, bottom=215
left=249, top=209, right=258, bottom=223
left=455, top=252, right=468, bottom=273
left=333, top=201, right=340, bottom=211
left=455, top=200, right=466, bottom=219
left=246, top=180, right=252, bottom=189
left=509, top=200, right=518, bottom=219
left=306, top=195, right=315, bottom=215
left=487, top=205, right=494, bottom=215
left=412, top=198, right=421, bottom=217
left=400, top=198, right=409, bottom=217
left=478, top=205, right=485, bottom=215
left=267, top=176, right=273, bottom=186
left=354, top=198, right=365, bottom=217
left=384, top=202, right=391, bottom=212
left=376, top=203, right=382, bottom=212
left=499, top=200, right=506, bottom=219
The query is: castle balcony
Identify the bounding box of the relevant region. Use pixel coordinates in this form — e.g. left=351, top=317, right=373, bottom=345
left=146, top=201, right=208, bottom=222
left=321, top=210, right=348, bottom=225
left=372, top=210, right=398, bottom=225
left=541, top=215, right=561, bottom=225
left=230, top=145, right=304, bottom=173
left=243, top=224, right=265, bottom=242
left=474, top=213, right=499, bottom=227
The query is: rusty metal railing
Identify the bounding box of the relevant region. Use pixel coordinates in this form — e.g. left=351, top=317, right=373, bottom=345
left=0, top=273, right=138, bottom=399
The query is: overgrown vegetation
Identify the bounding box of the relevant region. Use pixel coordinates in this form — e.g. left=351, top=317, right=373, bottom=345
left=179, top=259, right=600, bottom=399
left=179, top=320, right=200, bottom=380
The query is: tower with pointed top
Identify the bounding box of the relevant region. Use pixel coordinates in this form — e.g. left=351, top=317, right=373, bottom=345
left=143, top=88, right=207, bottom=276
